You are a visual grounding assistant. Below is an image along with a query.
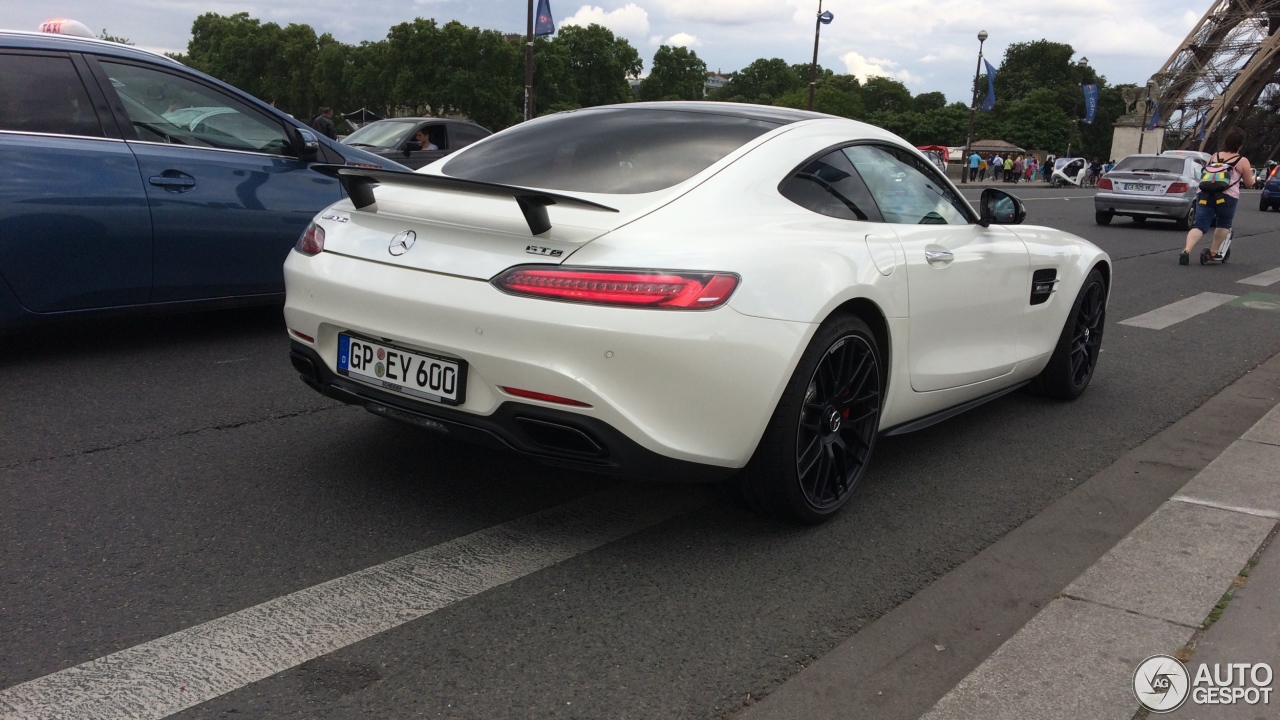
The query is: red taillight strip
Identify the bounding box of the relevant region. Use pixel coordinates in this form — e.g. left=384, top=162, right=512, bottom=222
left=500, top=387, right=592, bottom=407
left=296, top=222, right=325, bottom=255
left=289, top=329, right=315, bottom=343
left=1167, top=182, right=1189, bottom=194
left=493, top=266, right=739, bottom=309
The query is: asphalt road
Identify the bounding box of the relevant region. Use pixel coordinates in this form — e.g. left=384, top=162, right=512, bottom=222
left=3, top=186, right=1280, bottom=719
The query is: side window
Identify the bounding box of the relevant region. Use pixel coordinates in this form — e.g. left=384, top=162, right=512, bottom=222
left=0, top=53, right=103, bottom=137
left=843, top=145, right=972, bottom=225
left=98, top=60, right=291, bottom=156
left=417, top=124, right=448, bottom=150
left=778, top=150, right=881, bottom=222
left=452, top=124, right=490, bottom=148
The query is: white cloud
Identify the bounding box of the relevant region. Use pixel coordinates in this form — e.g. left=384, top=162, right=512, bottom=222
left=560, top=3, right=651, bottom=41
left=666, top=32, right=698, bottom=47
left=841, top=51, right=891, bottom=82
left=651, top=0, right=791, bottom=26
left=649, top=34, right=663, bottom=45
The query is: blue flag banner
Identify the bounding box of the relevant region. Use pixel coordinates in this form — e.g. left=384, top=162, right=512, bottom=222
left=1082, top=83, right=1099, bottom=124
left=818, top=10, right=834, bottom=24
left=534, top=0, right=555, bottom=36
left=980, top=60, right=996, bottom=112
left=1146, top=101, right=1161, bottom=130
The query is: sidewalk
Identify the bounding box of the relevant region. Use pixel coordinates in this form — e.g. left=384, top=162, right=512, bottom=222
left=737, top=354, right=1280, bottom=720
left=920, top=402, right=1280, bottom=719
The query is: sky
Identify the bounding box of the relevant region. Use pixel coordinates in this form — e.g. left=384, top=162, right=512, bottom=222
left=12, top=0, right=1215, bottom=104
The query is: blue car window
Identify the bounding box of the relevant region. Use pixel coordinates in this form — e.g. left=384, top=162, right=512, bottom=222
left=99, top=61, right=291, bottom=156
left=0, top=53, right=103, bottom=137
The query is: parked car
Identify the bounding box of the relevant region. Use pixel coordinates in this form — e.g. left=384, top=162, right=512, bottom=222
left=1094, top=153, right=1204, bottom=228
left=340, top=118, right=491, bottom=170
left=1260, top=173, right=1280, bottom=211
left=0, top=29, right=403, bottom=329
left=284, top=102, right=1112, bottom=523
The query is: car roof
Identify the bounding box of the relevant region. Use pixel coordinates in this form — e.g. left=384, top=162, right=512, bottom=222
left=575, top=101, right=829, bottom=126
left=0, top=29, right=184, bottom=67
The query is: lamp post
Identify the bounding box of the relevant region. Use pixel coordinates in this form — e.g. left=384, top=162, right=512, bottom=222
left=961, top=30, right=988, bottom=184
left=807, top=2, right=834, bottom=110
left=1067, top=56, right=1088, bottom=157
left=1137, top=79, right=1157, bottom=153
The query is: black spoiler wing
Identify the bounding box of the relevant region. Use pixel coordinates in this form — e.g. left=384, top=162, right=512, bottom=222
left=311, top=165, right=618, bottom=236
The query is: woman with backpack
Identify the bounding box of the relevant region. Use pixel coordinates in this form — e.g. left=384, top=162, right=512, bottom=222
left=1181, top=128, right=1253, bottom=265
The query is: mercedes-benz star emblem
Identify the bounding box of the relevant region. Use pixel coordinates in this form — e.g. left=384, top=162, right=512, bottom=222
left=388, top=230, right=417, bottom=256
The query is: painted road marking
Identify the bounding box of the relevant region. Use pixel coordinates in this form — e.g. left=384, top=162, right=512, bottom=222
left=1171, top=495, right=1280, bottom=520
left=1118, top=292, right=1238, bottom=330
left=1238, top=266, right=1280, bottom=287
left=0, top=485, right=710, bottom=720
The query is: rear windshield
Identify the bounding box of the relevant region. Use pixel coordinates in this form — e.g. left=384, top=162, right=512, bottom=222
left=442, top=108, right=780, bottom=194
left=1113, top=157, right=1185, bottom=174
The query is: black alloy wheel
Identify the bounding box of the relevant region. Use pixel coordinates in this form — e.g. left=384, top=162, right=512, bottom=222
left=793, top=334, right=881, bottom=512
left=740, top=315, right=883, bottom=524
left=1032, top=268, right=1107, bottom=400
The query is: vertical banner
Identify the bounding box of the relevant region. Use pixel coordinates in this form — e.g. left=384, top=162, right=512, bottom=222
left=534, top=0, right=556, bottom=36
left=980, top=60, right=996, bottom=111
left=1082, top=83, right=1099, bottom=123
left=1146, top=101, right=1161, bottom=130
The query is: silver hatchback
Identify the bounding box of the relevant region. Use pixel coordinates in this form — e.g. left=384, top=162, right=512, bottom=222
left=1094, top=154, right=1202, bottom=228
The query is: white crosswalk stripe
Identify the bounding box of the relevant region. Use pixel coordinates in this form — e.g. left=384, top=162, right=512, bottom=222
left=0, top=485, right=709, bottom=720
left=1118, top=292, right=1238, bottom=330
left=1238, top=266, right=1280, bottom=287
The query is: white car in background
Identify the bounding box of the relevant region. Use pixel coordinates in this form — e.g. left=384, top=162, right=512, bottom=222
left=284, top=103, right=1111, bottom=523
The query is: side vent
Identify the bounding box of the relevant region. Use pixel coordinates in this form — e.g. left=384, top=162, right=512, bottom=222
left=1030, top=269, right=1058, bottom=305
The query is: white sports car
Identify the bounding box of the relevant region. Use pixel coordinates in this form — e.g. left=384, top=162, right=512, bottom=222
left=284, top=102, right=1110, bottom=523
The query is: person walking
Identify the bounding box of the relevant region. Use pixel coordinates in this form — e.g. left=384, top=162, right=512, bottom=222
left=968, top=151, right=981, bottom=182
left=978, top=157, right=988, bottom=182
left=310, top=106, right=337, bottom=140
left=1003, top=155, right=1014, bottom=182
left=1012, top=155, right=1023, bottom=184
left=992, top=154, right=1003, bottom=182
left=1181, top=128, right=1253, bottom=265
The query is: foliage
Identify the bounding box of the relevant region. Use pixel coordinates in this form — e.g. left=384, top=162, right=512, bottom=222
left=98, top=30, right=133, bottom=45
left=639, top=45, right=708, bottom=101
left=710, top=58, right=803, bottom=105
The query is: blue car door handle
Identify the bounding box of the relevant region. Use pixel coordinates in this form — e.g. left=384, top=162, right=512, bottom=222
left=149, top=173, right=196, bottom=192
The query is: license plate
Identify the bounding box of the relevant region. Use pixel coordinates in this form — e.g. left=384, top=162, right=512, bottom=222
left=337, top=334, right=465, bottom=405
left=1124, top=183, right=1157, bottom=191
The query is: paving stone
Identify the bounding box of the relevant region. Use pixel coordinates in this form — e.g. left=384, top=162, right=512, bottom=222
left=1177, top=440, right=1280, bottom=517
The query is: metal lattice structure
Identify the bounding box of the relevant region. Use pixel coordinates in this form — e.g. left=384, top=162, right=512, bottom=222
left=1151, top=0, right=1280, bottom=152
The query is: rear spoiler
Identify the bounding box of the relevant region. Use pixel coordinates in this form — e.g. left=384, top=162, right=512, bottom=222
left=311, top=165, right=618, bottom=236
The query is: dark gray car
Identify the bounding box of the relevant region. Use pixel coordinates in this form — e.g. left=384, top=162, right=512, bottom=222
left=1094, top=154, right=1203, bottom=229
left=340, top=118, right=491, bottom=170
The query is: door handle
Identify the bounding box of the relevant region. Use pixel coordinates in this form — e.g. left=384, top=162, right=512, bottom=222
left=925, top=250, right=954, bottom=263
left=149, top=174, right=196, bottom=191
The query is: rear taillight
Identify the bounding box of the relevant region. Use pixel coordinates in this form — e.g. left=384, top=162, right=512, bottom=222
left=1097, top=178, right=1113, bottom=190
left=296, top=222, right=325, bottom=255
left=493, top=267, right=740, bottom=309
left=1167, top=182, right=1190, bottom=194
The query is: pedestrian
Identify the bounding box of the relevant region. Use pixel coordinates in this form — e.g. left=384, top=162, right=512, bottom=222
left=968, top=150, right=981, bottom=182
left=1003, top=155, right=1013, bottom=182
left=1181, top=127, right=1253, bottom=265
left=310, top=106, right=337, bottom=140
left=978, top=157, right=988, bottom=182
left=1012, top=155, right=1023, bottom=184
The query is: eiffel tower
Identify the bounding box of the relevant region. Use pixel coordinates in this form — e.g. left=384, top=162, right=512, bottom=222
left=1149, top=0, right=1280, bottom=155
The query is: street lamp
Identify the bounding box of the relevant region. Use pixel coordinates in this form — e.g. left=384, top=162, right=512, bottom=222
left=961, top=30, right=988, bottom=184
left=807, top=2, right=835, bottom=110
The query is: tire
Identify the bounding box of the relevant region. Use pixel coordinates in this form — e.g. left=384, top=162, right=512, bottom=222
left=1095, top=210, right=1113, bottom=225
left=1132, top=216, right=1147, bottom=225
left=1176, top=204, right=1194, bottom=231
left=1260, top=196, right=1268, bottom=212
left=739, top=314, right=883, bottom=524
left=1223, top=247, right=1231, bottom=263
left=1031, top=269, right=1107, bottom=401
left=1052, top=178, right=1064, bottom=189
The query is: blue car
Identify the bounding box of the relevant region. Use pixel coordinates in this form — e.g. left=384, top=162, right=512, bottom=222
left=0, top=30, right=401, bottom=328
left=1260, top=174, right=1280, bottom=211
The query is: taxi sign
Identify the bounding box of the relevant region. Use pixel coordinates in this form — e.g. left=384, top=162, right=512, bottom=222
left=39, top=18, right=96, bottom=38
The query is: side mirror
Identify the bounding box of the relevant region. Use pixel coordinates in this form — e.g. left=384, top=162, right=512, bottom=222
left=979, top=188, right=1026, bottom=226
left=291, top=126, right=321, bottom=161
left=403, top=140, right=424, bottom=157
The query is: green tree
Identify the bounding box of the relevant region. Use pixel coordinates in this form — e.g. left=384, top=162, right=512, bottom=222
left=913, top=91, right=946, bottom=113
left=639, top=45, right=707, bottom=101
left=98, top=30, right=133, bottom=45
left=862, top=76, right=913, bottom=113
left=552, top=24, right=641, bottom=108
left=711, top=57, right=802, bottom=104
left=775, top=74, right=863, bottom=119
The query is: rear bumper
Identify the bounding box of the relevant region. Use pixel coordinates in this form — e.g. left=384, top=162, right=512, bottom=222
left=1094, top=193, right=1192, bottom=218
left=283, top=250, right=814, bottom=472
left=289, top=341, right=735, bottom=482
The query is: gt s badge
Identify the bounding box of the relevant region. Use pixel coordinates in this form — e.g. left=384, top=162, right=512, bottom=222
left=320, top=212, right=349, bottom=223
left=526, top=245, right=563, bottom=257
